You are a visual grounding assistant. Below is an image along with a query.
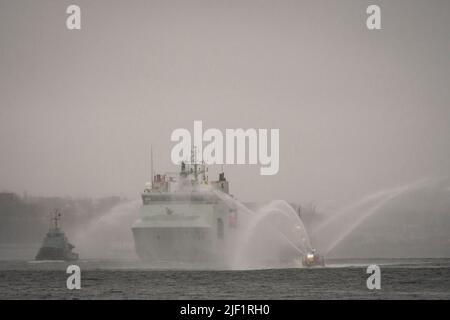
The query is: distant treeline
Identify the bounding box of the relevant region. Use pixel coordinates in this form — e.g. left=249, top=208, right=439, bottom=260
left=0, top=192, right=124, bottom=244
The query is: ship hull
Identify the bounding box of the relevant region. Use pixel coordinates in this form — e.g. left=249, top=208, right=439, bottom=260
left=132, top=226, right=228, bottom=267
left=35, top=247, right=78, bottom=261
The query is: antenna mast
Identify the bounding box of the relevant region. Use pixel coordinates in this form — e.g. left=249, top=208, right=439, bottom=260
left=150, top=145, right=154, bottom=186
left=51, top=209, right=61, bottom=229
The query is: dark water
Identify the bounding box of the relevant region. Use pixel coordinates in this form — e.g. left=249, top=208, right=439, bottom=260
left=0, top=259, right=449, bottom=299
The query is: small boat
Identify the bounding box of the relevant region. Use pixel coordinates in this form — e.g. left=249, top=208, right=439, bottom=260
left=302, top=249, right=325, bottom=267
left=35, top=210, right=79, bottom=261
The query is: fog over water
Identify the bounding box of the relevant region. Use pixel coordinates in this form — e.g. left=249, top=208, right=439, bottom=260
left=0, top=1, right=449, bottom=260
left=1, top=0, right=449, bottom=206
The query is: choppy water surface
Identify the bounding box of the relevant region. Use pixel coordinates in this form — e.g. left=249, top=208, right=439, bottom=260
left=0, top=259, right=449, bottom=299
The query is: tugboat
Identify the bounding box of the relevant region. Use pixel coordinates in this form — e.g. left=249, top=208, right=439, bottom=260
left=35, top=210, right=79, bottom=261
left=302, top=249, right=325, bottom=267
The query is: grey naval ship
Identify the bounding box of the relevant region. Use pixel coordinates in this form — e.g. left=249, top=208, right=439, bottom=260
left=132, top=153, right=238, bottom=267
left=132, top=152, right=324, bottom=268
left=35, top=210, right=79, bottom=261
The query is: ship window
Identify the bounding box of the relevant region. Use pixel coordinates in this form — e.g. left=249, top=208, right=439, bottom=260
left=217, top=218, right=224, bottom=239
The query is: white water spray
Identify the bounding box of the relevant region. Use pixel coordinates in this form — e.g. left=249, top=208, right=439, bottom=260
left=312, top=177, right=444, bottom=256
left=213, top=190, right=313, bottom=269
left=74, top=199, right=141, bottom=259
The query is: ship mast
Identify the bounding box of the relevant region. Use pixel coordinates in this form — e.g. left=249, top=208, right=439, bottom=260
left=150, top=145, right=154, bottom=187
left=51, top=209, right=61, bottom=229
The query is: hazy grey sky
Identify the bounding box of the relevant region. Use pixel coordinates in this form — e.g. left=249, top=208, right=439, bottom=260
left=1, top=0, right=449, bottom=207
